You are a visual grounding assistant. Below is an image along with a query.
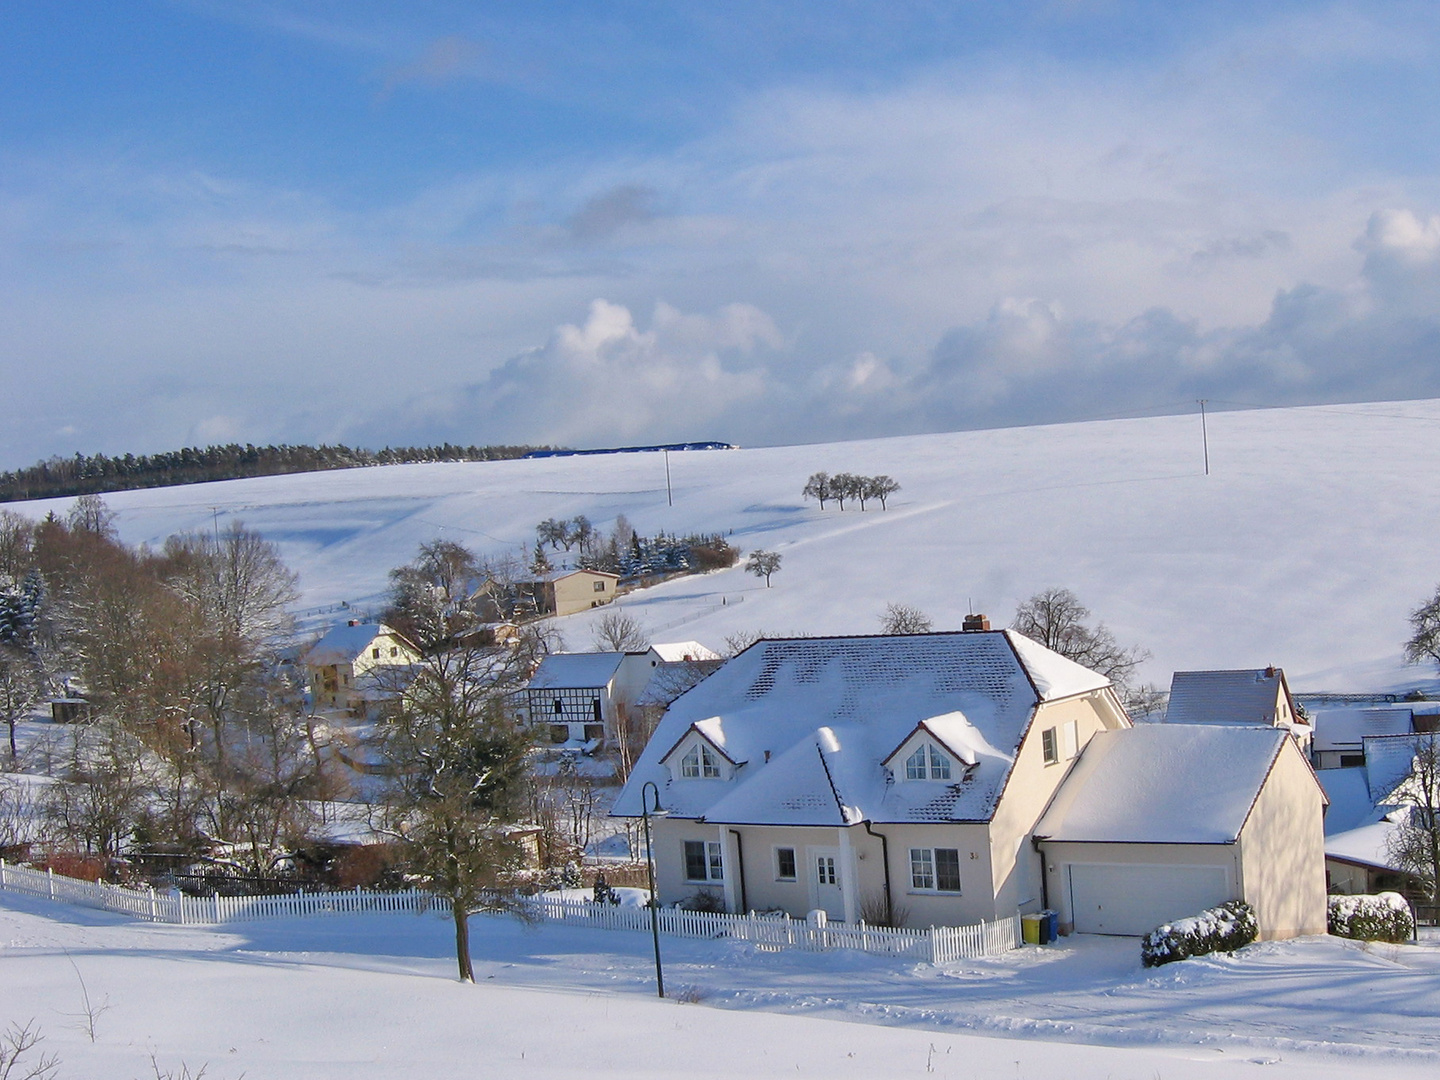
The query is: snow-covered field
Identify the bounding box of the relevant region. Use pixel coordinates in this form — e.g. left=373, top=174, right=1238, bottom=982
left=11, top=400, right=1440, bottom=693
left=2, top=890, right=1437, bottom=1079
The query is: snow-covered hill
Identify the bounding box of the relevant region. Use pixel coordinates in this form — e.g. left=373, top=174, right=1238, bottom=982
left=12, top=400, right=1440, bottom=692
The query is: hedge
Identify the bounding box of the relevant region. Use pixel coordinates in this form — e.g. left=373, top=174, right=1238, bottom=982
left=1141, top=900, right=1258, bottom=967
left=1327, top=893, right=1413, bottom=942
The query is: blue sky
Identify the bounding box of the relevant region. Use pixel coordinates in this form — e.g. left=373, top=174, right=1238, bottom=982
left=4, top=1, right=1440, bottom=466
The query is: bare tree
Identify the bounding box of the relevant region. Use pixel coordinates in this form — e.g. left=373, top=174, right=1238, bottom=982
left=0, top=1020, right=60, bottom=1080
left=745, top=550, right=782, bottom=587
left=865, top=475, right=900, bottom=510
left=879, top=603, right=933, bottom=635
left=829, top=473, right=859, bottom=511
left=1385, top=732, right=1440, bottom=906
left=67, top=494, right=117, bottom=539
left=0, top=645, right=40, bottom=761
left=0, top=773, right=37, bottom=851
left=591, top=609, right=649, bottom=653
left=802, top=472, right=832, bottom=510
left=0, top=510, right=36, bottom=584
left=723, top=629, right=767, bottom=656
left=536, top=518, right=568, bottom=552
left=1011, top=587, right=1149, bottom=694
left=1405, top=587, right=1440, bottom=671
left=44, top=722, right=149, bottom=862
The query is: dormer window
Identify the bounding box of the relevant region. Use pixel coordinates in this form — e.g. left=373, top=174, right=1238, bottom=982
left=681, top=743, right=722, bottom=778
left=904, top=743, right=952, bottom=781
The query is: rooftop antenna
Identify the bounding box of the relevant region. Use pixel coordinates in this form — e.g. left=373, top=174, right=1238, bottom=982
left=1197, top=399, right=1210, bottom=476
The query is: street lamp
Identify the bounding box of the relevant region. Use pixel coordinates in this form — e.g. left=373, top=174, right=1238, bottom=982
left=640, top=780, right=665, bottom=999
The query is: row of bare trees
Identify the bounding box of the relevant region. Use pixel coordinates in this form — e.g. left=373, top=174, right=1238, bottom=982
left=802, top=471, right=900, bottom=511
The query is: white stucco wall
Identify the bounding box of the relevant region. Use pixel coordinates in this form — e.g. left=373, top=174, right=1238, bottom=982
left=1237, top=739, right=1329, bottom=938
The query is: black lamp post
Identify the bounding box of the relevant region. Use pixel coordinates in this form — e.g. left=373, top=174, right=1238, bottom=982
left=641, top=780, right=665, bottom=999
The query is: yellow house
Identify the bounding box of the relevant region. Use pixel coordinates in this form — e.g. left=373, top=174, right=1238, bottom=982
left=303, top=620, right=420, bottom=717
left=612, top=628, right=1329, bottom=940
left=541, top=569, right=621, bottom=617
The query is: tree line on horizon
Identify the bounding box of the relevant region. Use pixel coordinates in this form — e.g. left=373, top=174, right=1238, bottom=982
left=0, top=442, right=554, bottom=503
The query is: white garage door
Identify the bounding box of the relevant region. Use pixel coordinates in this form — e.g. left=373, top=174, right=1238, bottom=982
left=1068, top=863, right=1232, bottom=936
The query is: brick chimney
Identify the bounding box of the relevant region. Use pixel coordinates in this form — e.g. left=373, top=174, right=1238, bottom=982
left=962, top=613, right=991, bottom=632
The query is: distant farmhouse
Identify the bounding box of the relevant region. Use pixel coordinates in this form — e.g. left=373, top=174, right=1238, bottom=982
left=303, top=621, right=419, bottom=718
left=522, top=642, right=722, bottom=752
left=536, top=569, right=621, bottom=618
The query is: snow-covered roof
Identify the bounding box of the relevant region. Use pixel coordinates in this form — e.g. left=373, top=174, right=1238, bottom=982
left=1312, top=707, right=1413, bottom=753
left=1035, top=725, right=1292, bottom=845
left=612, top=629, right=1113, bottom=825
left=1362, top=733, right=1431, bottom=803
left=635, top=660, right=727, bottom=707
left=1325, top=820, right=1406, bottom=872
left=304, top=622, right=399, bottom=666
left=649, top=641, right=721, bottom=663
left=1164, top=669, right=1290, bottom=726
left=527, top=652, right=625, bottom=691
left=1318, top=766, right=1389, bottom=835
left=549, top=568, right=620, bottom=582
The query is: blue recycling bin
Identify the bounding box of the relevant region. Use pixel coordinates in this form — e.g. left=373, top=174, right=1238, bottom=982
left=1042, top=909, right=1059, bottom=942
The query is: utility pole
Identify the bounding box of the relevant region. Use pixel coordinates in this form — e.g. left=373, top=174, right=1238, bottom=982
left=664, top=450, right=673, bottom=508
left=1197, top=399, right=1210, bottom=477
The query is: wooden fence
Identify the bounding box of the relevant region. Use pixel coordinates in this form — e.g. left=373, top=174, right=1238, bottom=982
left=0, top=859, right=1020, bottom=963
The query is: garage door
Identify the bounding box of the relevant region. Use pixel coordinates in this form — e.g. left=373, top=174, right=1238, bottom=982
left=1068, top=863, right=1232, bottom=936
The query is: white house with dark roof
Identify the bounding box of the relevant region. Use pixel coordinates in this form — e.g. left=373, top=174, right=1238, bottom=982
left=614, top=630, right=1329, bottom=938
left=1163, top=667, right=1311, bottom=752
left=614, top=629, right=1129, bottom=929
left=523, top=651, right=653, bottom=749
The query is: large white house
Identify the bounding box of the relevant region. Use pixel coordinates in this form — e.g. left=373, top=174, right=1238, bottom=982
left=613, top=629, right=1328, bottom=939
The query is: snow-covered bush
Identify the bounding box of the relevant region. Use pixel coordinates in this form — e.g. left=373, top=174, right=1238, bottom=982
left=1327, top=893, right=1413, bottom=942
left=1140, top=900, right=1258, bottom=967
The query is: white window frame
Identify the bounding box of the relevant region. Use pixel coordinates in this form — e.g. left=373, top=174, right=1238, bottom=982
left=774, top=846, right=797, bottom=881
left=908, top=847, right=963, bottom=893
left=902, top=742, right=952, bottom=781
left=1041, top=727, right=1059, bottom=765
left=680, top=742, right=722, bottom=779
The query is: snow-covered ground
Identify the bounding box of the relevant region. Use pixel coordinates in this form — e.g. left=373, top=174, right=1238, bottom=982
left=10, top=400, right=1440, bottom=692
left=2, top=891, right=1437, bottom=1079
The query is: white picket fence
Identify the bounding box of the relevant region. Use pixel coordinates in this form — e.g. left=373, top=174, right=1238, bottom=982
left=0, top=859, right=1020, bottom=963
left=0, top=860, right=439, bottom=925
left=521, top=894, right=1021, bottom=963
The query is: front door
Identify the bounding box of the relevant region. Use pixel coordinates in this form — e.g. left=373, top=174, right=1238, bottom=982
left=809, top=847, right=844, bottom=919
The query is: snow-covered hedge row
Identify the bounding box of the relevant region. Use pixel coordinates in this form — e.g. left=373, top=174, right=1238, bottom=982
left=1327, top=893, right=1413, bottom=942
left=1140, top=900, right=1258, bottom=967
